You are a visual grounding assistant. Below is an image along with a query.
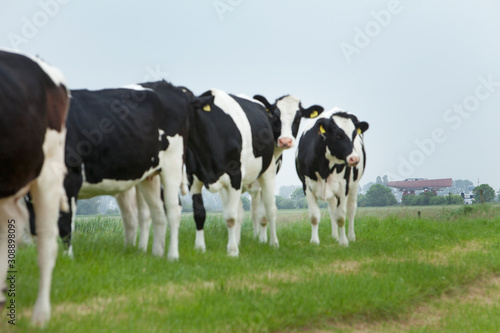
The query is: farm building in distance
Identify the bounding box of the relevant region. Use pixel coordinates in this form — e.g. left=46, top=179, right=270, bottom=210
left=386, top=178, right=453, bottom=196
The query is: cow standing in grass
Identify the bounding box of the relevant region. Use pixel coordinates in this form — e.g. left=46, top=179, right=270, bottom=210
left=295, top=109, right=368, bottom=246
left=0, top=50, right=69, bottom=326
left=56, top=81, right=190, bottom=261
left=186, top=89, right=279, bottom=257
left=245, top=94, right=324, bottom=243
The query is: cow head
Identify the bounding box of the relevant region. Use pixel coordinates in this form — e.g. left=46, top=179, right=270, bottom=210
left=253, top=94, right=324, bottom=149
left=316, top=114, right=369, bottom=167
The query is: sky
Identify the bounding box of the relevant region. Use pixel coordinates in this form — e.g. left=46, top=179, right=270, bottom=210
left=2, top=0, right=500, bottom=194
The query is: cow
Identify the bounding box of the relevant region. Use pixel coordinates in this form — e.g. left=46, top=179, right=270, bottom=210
left=186, top=89, right=280, bottom=257
left=245, top=95, right=324, bottom=243
left=0, top=50, right=69, bottom=325
left=57, top=80, right=190, bottom=261
left=295, top=109, right=368, bottom=247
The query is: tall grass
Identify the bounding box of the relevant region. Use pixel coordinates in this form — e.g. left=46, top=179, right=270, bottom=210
left=3, top=205, right=500, bottom=332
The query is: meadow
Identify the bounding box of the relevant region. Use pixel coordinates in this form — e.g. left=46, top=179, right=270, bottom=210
left=3, top=204, right=500, bottom=332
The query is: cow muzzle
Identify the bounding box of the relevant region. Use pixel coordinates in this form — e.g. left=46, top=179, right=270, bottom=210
left=277, top=137, right=294, bottom=149
left=347, top=154, right=360, bottom=167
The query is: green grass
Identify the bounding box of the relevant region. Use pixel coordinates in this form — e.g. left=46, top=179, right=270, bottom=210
left=4, top=205, right=500, bottom=332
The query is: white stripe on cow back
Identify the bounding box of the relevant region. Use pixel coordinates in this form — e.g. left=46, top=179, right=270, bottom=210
left=211, top=89, right=263, bottom=186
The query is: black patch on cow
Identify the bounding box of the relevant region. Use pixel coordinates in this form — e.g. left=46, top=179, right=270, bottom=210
left=344, top=166, right=351, bottom=196
left=0, top=51, right=68, bottom=198
left=192, top=194, right=206, bottom=231
left=231, top=94, right=274, bottom=176
left=353, top=167, right=359, bottom=182
left=186, top=92, right=243, bottom=190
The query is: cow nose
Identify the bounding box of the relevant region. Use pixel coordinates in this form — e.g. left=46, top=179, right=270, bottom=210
left=347, top=155, right=359, bottom=167
left=278, top=137, right=293, bottom=148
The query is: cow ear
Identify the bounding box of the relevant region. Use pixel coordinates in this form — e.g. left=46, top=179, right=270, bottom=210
left=253, top=95, right=273, bottom=113
left=355, top=121, right=369, bottom=134
left=301, top=105, right=324, bottom=119
left=191, top=94, right=215, bottom=112
left=316, top=118, right=330, bottom=137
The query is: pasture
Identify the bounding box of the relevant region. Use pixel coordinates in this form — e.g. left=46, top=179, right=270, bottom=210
left=3, top=204, right=500, bottom=332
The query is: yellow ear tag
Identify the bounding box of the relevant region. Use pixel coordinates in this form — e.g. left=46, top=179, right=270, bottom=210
left=266, top=108, right=270, bottom=112
left=319, top=125, right=326, bottom=134
left=203, top=105, right=211, bottom=112
left=357, top=128, right=362, bottom=135
left=310, top=110, right=318, bottom=118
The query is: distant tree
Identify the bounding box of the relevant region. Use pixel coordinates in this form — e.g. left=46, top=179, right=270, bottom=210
left=402, top=194, right=416, bottom=206
left=473, top=184, right=496, bottom=203
left=275, top=195, right=295, bottom=209
left=290, top=188, right=305, bottom=205
left=361, top=182, right=374, bottom=194
left=444, top=179, right=474, bottom=195
left=76, top=197, right=101, bottom=215
left=241, top=196, right=251, bottom=211
left=375, top=176, right=383, bottom=185
left=364, top=184, right=398, bottom=207
left=445, top=194, right=464, bottom=205
left=296, top=198, right=308, bottom=209
left=357, top=193, right=367, bottom=207
left=497, top=190, right=500, bottom=202
left=279, top=185, right=299, bottom=199
left=382, top=175, right=389, bottom=186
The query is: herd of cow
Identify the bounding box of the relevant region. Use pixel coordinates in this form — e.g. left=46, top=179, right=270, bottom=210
left=0, top=49, right=368, bottom=325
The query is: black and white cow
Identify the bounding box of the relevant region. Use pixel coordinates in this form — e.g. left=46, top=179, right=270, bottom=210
left=59, top=81, right=189, bottom=260
left=245, top=95, right=324, bottom=242
left=295, top=109, right=368, bottom=246
left=186, top=89, right=278, bottom=257
left=0, top=50, right=69, bottom=325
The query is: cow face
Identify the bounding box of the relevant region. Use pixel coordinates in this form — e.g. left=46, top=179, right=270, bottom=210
left=254, top=95, right=324, bottom=149
left=316, top=115, right=369, bottom=167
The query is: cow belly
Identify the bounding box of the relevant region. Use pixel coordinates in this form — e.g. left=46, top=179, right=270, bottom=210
left=78, top=168, right=157, bottom=199
left=306, top=173, right=344, bottom=201
left=241, top=155, right=264, bottom=186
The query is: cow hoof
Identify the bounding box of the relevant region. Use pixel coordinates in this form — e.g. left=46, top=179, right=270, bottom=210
left=152, top=249, right=165, bottom=257
left=32, top=306, right=50, bottom=327
left=167, top=254, right=179, bottom=262
left=194, top=244, right=206, bottom=253
left=348, top=234, right=356, bottom=242
left=259, top=234, right=268, bottom=244
left=310, top=238, right=320, bottom=245
left=270, top=239, right=279, bottom=248
left=227, top=247, right=239, bottom=257
left=0, top=300, right=5, bottom=312
left=339, top=240, right=349, bottom=247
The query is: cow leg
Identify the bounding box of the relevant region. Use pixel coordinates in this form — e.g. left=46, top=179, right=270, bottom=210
left=161, top=175, right=183, bottom=261
left=219, top=187, right=241, bottom=257
left=327, top=197, right=339, bottom=242
left=30, top=139, right=66, bottom=326
left=136, top=183, right=152, bottom=251
left=115, top=188, right=139, bottom=248
left=191, top=178, right=206, bottom=252
left=235, top=199, right=244, bottom=245
left=346, top=187, right=358, bottom=242
left=258, top=162, right=278, bottom=247
left=306, top=188, right=321, bottom=245
left=332, top=196, right=348, bottom=247
left=59, top=172, right=82, bottom=257
left=0, top=195, right=29, bottom=311
left=137, top=179, right=166, bottom=257
left=248, top=186, right=263, bottom=239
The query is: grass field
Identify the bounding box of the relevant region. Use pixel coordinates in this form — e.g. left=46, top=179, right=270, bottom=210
left=3, top=204, right=500, bottom=332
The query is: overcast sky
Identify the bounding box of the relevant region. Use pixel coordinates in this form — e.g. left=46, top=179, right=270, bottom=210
left=2, top=0, right=499, bottom=193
